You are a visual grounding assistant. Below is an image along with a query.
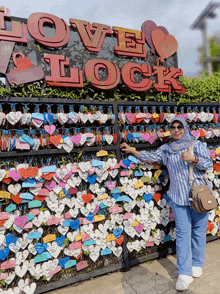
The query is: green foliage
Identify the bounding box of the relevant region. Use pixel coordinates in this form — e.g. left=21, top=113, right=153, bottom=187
left=172, top=72, right=220, bottom=103
left=0, top=80, right=167, bottom=101
left=63, top=238, right=69, bottom=247
left=0, top=73, right=220, bottom=102
left=83, top=251, right=90, bottom=255
left=107, top=153, right=116, bottom=158
left=146, top=259, right=155, bottom=265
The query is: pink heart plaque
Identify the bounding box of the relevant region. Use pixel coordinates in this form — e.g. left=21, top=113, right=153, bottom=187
left=191, top=130, right=200, bottom=138
left=82, top=234, right=91, bottom=242
left=14, top=215, right=27, bottom=228
left=106, top=181, right=116, bottom=191
left=148, top=135, right=156, bottom=144
left=10, top=170, right=22, bottom=181
left=44, top=125, right=56, bottom=135
left=135, top=224, right=144, bottom=233
left=126, top=113, right=134, bottom=123
left=69, top=241, right=82, bottom=250
left=45, top=180, right=56, bottom=191
left=71, top=134, right=81, bottom=145
left=141, top=133, right=150, bottom=141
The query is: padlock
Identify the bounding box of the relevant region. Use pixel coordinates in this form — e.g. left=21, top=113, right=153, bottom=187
left=7, top=52, right=44, bottom=85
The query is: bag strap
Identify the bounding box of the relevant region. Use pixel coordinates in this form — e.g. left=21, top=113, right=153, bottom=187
left=191, top=176, right=210, bottom=188
left=189, top=139, right=196, bottom=184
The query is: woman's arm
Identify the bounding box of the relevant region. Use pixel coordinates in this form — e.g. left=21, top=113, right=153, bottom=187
left=193, top=141, right=213, bottom=170
left=120, top=143, right=163, bottom=163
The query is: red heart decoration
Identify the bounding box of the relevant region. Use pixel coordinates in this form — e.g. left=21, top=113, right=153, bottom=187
left=0, top=219, right=7, bottom=227
left=115, top=234, right=124, bottom=245
left=153, top=193, right=161, bottom=202
left=49, top=136, right=61, bottom=146
left=19, top=167, right=38, bottom=179
left=34, top=195, right=46, bottom=203
left=42, top=172, right=54, bottom=181
left=11, top=193, right=23, bottom=205
left=151, top=28, right=178, bottom=62
left=141, top=20, right=169, bottom=54
left=2, top=177, right=12, bottom=184
left=113, top=134, right=117, bottom=144
left=82, top=193, right=93, bottom=204
left=131, top=114, right=136, bottom=124
left=207, top=222, right=214, bottom=232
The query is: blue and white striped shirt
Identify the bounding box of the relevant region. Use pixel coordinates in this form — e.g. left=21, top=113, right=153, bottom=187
left=137, top=140, right=213, bottom=206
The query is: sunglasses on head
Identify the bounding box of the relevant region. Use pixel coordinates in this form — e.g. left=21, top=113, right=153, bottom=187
left=169, top=125, right=184, bottom=131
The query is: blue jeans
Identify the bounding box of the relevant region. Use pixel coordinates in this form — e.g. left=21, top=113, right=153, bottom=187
left=171, top=201, right=209, bottom=276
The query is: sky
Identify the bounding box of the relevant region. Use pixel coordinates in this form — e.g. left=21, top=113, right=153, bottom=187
left=1, top=0, right=220, bottom=76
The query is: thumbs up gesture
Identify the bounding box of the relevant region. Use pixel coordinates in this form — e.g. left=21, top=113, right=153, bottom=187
left=181, top=147, right=196, bottom=162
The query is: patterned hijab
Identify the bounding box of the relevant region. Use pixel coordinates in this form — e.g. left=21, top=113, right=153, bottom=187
left=165, top=117, right=194, bottom=153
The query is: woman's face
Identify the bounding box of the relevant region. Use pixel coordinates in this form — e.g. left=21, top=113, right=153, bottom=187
left=169, top=121, right=185, bottom=140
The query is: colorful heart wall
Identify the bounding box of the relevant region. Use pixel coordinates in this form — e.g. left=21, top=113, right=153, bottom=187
left=0, top=102, right=220, bottom=294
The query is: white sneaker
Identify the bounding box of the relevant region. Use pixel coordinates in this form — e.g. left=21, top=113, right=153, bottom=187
left=192, top=266, right=202, bottom=278
left=176, top=275, right=194, bottom=291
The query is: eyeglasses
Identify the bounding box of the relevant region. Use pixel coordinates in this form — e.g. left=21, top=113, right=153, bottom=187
left=169, top=125, right=184, bottom=131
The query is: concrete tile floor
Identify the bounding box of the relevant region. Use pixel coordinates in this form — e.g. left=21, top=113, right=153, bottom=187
left=46, top=239, right=220, bottom=294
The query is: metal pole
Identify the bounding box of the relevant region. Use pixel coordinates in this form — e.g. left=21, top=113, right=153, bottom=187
left=202, top=17, right=212, bottom=75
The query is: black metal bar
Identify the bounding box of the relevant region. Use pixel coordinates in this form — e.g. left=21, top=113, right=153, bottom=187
left=0, top=137, right=218, bottom=159
left=0, top=97, right=118, bottom=106
left=1, top=97, right=220, bottom=107
left=130, top=246, right=177, bottom=267
left=35, top=263, right=125, bottom=294
left=0, top=145, right=118, bottom=158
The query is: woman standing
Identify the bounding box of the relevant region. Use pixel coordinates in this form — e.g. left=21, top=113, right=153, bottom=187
left=120, top=117, right=213, bottom=291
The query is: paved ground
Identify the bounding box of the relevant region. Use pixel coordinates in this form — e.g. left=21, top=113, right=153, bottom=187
left=46, top=239, right=220, bottom=294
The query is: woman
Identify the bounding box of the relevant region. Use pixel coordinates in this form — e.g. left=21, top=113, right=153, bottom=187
left=120, top=117, right=213, bottom=291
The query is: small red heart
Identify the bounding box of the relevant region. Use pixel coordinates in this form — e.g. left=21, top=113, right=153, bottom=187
left=136, top=117, right=144, bottom=123
left=113, top=134, right=117, bottom=144
left=34, top=195, right=46, bottom=203
left=153, top=193, right=161, bottom=202
left=11, top=193, right=23, bottom=205
left=49, top=136, right=61, bottom=146
left=115, top=235, right=124, bottom=245
left=2, top=177, right=12, bottom=184
left=131, top=114, right=136, bottom=124
left=82, top=193, right=93, bottom=204
left=0, top=219, right=7, bottom=227
left=42, top=172, right=54, bottom=181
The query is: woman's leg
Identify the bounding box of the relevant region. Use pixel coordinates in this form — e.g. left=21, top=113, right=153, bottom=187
left=171, top=202, right=192, bottom=276
left=190, top=207, right=209, bottom=267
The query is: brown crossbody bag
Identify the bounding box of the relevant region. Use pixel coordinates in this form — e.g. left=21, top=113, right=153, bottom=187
left=189, top=139, right=217, bottom=214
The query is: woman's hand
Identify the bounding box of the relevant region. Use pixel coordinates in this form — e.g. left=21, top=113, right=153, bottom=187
left=181, top=147, right=196, bottom=162
left=120, top=142, right=140, bottom=157
left=120, top=142, right=133, bottom=153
